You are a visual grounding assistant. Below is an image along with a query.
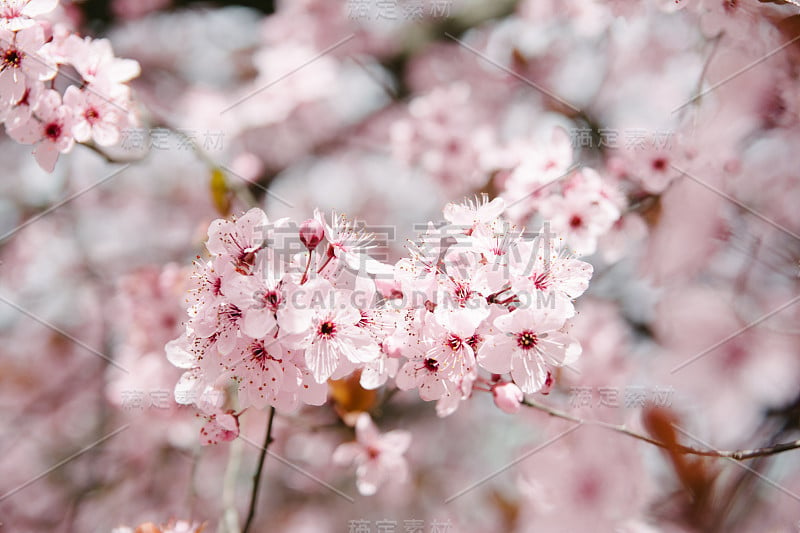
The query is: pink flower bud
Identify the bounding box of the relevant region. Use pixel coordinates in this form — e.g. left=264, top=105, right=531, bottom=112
left=492, top=382, right=523, bottom=414
left=299, top=218, right=324, bottom=250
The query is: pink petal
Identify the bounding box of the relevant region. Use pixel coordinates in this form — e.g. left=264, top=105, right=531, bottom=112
left=476, top=334, right=514, bottom=374
left=33, top=140, right=59, bottom=172
left=22, top=0, right=59, bottom=17
left=92, top=120, right=120, bottom=146
left=332, top=442, right=363, bottom=466
left=305, top=340, right=338, bottom=384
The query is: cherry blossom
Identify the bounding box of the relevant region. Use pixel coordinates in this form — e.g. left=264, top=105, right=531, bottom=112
left=478, top=306, right=581, bottom=394
left=0, top=78, right=38, bottom=127
left=63, top=85, right=127, bottom=146
left=539, top=168, right=622, bottom=255
left=332, top=413, right=411, bottom=496
left=0, top=0, right=57, bottom=31
left=290, top=279, right=381, bottom=384
left=7, top=88, right=73, bottom=171
left=0, top=25, right=55, bottom=104
left=63, top=35, right=141, bottom=89
left=206, top=207, right=270, bottom=271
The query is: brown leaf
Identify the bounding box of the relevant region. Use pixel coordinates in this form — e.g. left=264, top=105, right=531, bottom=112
left=329, top=371, right=377, bottom=425
left=209, top=168, right=232, bottom=218
left=643, top=407, right=719, bottom=527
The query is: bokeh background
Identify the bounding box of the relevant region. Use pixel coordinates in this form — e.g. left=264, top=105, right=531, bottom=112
left=2, top=0, right=800, bottom=531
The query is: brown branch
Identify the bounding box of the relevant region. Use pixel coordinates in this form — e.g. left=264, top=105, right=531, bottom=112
left=522, top=398, right=800, bottom=461
left=242, top=406, right=277, bottom=533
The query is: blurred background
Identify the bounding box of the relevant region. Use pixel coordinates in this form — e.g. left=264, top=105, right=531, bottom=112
left=2, top=0, right=800, bottom=531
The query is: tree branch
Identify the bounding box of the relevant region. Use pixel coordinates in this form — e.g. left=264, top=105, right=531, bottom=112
left=242, top=406, right=277, bottom=533
left=522, top=398, right=800, bottom=461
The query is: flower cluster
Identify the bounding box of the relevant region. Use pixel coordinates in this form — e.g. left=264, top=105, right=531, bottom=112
left=168, top=196, right=592, bottom=443
left=391, top=83, right=495, bottom=194
left=166, top=207, right=388, bottom=444
left=387, top=195, right=593, bottom=416
left=0, top=0, right=140, bottom=171
left=499, top=128, right=623, bottom=256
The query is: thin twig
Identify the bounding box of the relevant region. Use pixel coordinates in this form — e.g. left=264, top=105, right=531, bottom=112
left=80, top=142, right=144, bottom=165
left=242, top=406, right=277, bottom=533
left=522, top=399, right=800, bottom=461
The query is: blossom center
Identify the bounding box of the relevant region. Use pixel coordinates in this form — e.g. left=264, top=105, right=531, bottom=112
left=220, top=304, right=242, bottom=322
left=531, top=272, right=549, bottom=290
left=569, top=215, right=583, bottom=229
left=2, top=48, right=21, bottom=68
left=453, top=283, right=472, bottom=305
left=0, top=7, right=22, bottom=19
left=85, top=107, right=100, bottom=123
left=466, top=333, right=483, bottom=351
left=318, top=320, right=337, bottom=338
left=516, top=330, right=538, bottom=350
left=651, top=157, right=667, bottom=172
left=249, top=341, right=281, bottom=371
left=44, top=122, right=62, bottom=140
left=356, top=310, right=371, bottom=328
left=423, top=358, right=439, bottom=372
left=446, top=334, right=463, bottom=351
left=257, top=289, right=281, bottom=311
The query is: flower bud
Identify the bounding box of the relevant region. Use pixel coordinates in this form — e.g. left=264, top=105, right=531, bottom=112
left=492, top=382, right=523, bottom=414
left=299, top=218, right=325, bottom=250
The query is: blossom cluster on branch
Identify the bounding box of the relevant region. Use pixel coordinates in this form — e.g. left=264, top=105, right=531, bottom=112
left=167, top=195, right=592, bottom=459
left=0, top=0, right=140, bottom=171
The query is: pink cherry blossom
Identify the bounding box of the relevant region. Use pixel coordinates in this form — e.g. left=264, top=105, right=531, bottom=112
left=314, top=208, right=384, bottom=275
left=206, top=207, right=270, bottom=272
left=221, top=265, right=284, bottom=339
left=333, top=413, right=411, bottom=496
left=390, top=82, right=494, bottom=194
left=0, top=25, right=55, bottom=104
left=5, top=2, right=800, bottom=528
left=64, top=35, right=141, bottom=88
left=0, top=78, right=39, bottom=127
left=500, top=127, right=576, bottom=221
left=221, top=337, right=301, bottom=411
left=290, top=279, right=380, bottom=383
left=509, top=235, right=593, bottom=318
left=478, top=307, right=581, bottom=394
left=7, top=88, right=73, bottom=171
left=0, top=0, right=57, bottom=31
left=539, top=168, right=621, bottom=255
left=199, top=411, right=239, bottom=446
left=63, top=85, right=126, bottom=146
left=442, top=194, right=506, bottom=231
